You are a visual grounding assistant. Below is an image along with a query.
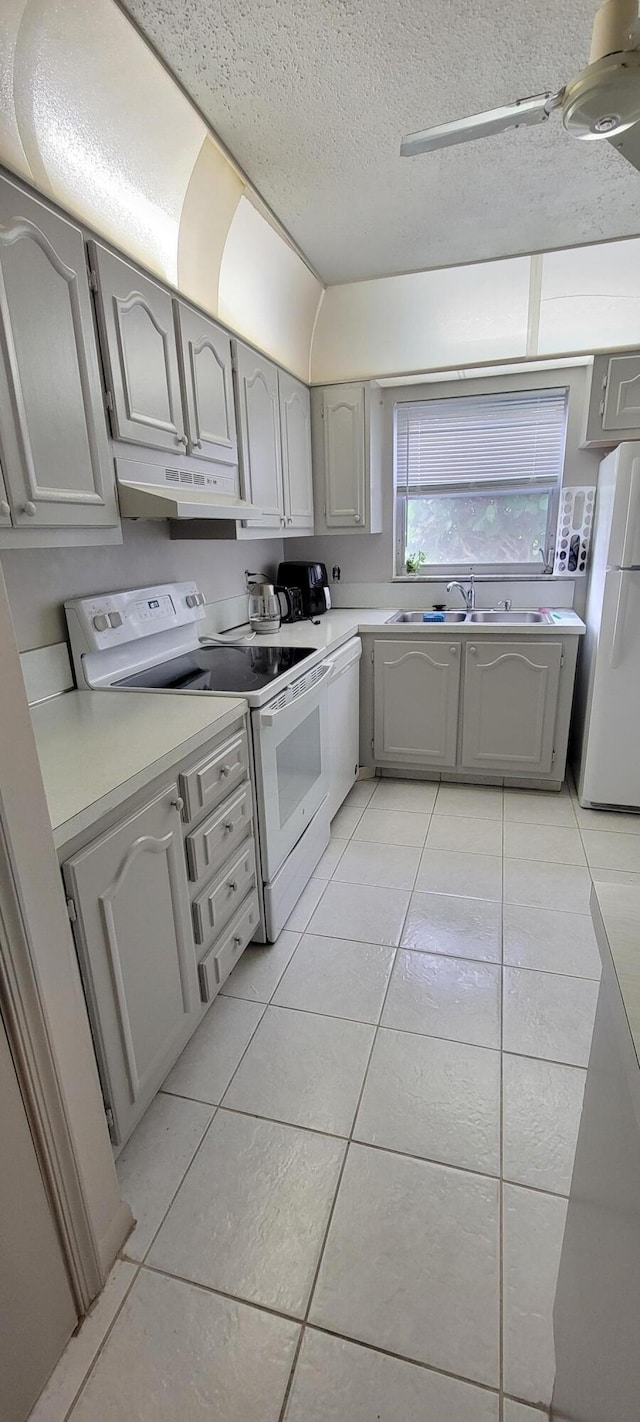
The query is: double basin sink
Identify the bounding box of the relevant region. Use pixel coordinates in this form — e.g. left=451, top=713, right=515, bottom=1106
left=390, top=610, right=550, bottom=625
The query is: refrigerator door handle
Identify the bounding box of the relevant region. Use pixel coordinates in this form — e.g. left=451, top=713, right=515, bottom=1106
left=617, top=461, right=640, bottom=570
left=609, top=571, right=640, bottom=669
left=610, top=578, right=627, bottom=669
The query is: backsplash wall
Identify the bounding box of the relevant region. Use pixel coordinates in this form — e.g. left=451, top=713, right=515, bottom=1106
left=0, top=521, right=283, bottom=652
left=293, top=365, right=600, bottom=619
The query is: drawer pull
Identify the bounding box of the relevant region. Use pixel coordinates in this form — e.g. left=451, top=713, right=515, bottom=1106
left=220, top=765, right=230, bottom=777
left=469, top=645, right=477, bottom=655
left=224, top=821, right=234, bottom=832
left=170, top=795, right=184, bottom=813
left=227, top=880, right=238, bottom=892
left=233, top=935, right=243, bottom=947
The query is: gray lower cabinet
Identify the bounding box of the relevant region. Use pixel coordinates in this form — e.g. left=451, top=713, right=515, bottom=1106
left=62, top=715, right=259, bottom=1152
left=364, top=631, right=577, bottom=784
left=63, top=784, right=200, bottom=1150
left=373, top=638, right=461, bottom=767
left=461, top=639, right=563, bottom=775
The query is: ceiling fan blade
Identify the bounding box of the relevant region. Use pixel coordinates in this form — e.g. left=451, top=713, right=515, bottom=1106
left=400, top=92, right=562, bottom=156
left=608, top=120, right=640, bottom=171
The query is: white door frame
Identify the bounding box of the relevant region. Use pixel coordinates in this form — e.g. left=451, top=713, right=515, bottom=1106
left=0, top=565, right=130, bottom=1313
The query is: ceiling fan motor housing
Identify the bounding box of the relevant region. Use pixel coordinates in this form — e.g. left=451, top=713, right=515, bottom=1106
left=562, top=51, right=640, bottom=138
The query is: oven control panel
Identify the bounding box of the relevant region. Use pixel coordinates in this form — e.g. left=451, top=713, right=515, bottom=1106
left=65, top=582, right=207, bottom=684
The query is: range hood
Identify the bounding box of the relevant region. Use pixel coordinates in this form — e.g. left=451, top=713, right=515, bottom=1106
left=115, top=457, right=263, bottom=522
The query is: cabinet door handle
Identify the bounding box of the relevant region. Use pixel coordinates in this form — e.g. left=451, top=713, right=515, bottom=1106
left=176, top=433, right=188, bottom=446
left=22, top=501, right=37, bottom=517
left=469, top=645, right=477, bottom=655
left=194, top=439, right=203, bottom=449
left=287, top=516, right=293, bottom=524
left=354, top=513, right=361, bottom=523
left=449, top=645, right=458, bottom=655
left=170, top=795, right=184, bottom=813
left=227, top=880, right=238, bottom=893
left=0, top=500, right=10, bottom=519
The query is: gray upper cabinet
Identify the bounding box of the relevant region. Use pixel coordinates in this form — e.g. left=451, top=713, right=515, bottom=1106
left=0, top=175, right=118, bottom=532
left=583, top=352, right=640, bottom=447
left=64, top=784, right=200, bottom=1149
left=174, top=302, right=237, bottom=466
left=279, top=369, right=313, bottom=529
left=0, top=462, right=11, bottom=526
left=234, top=341, right=284, bottom=528
left=461, top=639, right=562, bottom=775
left=312, top=382, right=383, bottom=534
left=90, top=242, right=186, bottom=455
left=374, top=638, right=461, bottom=767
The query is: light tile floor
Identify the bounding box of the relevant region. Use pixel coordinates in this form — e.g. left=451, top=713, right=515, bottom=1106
left=34, top=772, right=640, bottom=1422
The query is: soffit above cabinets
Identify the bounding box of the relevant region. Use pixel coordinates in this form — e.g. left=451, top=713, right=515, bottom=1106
left=121, top=0, right=640, bottom=283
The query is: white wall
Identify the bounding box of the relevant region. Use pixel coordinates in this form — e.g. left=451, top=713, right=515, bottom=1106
left=311, top=240, right=640, bottom=384
left=291, top=365, right=600, bottom=617
left=0, top=0, right=323, bottom=382
left=0, top=524, right=283, bottom=652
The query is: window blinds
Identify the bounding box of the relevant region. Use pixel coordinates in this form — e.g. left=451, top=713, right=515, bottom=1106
left=395, top=388, right=568, bottom=497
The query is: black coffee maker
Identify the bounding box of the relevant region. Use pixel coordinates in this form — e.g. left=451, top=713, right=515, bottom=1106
left=277, top=562, right=332, bottom=618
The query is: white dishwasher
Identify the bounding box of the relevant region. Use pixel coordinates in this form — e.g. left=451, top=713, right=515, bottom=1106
left=325, top=637, right=362, bottom=820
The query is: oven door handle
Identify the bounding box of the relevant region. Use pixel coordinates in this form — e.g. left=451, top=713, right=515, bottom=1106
left=258, top=662, right=332, bottom=727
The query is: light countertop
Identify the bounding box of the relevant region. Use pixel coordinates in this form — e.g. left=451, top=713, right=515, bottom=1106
left=207, top=608, right=399, bottom=654
left=31, top=690, right=246, bottom=849
left=592, top=880, right=640, bottom=1071
left=213, top=605, right=585, bottom=655
left=31, top=602, right=584, bottom=850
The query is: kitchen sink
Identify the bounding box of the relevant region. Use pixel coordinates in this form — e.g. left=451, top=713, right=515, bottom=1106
left=468, top=610, right=547, bottom=624
left=390, top=611, right=468, bottom=623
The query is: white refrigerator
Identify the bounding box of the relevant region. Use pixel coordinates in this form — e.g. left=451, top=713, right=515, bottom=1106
left=575, top=441, right=640, bottom=809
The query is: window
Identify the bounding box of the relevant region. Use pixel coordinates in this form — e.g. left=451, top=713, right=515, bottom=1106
left=394, top=388, right=568, bottom=575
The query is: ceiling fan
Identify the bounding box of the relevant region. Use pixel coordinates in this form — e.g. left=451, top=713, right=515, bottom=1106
left=400, top=0, right=640, bottom=173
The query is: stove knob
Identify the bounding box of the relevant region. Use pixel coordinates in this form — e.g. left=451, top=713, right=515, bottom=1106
left=92, top=613, right=109, bottom=632
left=108, top=611, right=123, bottom=628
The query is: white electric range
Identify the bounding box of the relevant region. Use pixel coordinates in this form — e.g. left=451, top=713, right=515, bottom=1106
left=65, top=581, right=332, bottom=940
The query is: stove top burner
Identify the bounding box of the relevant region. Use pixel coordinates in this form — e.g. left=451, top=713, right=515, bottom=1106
left=117, top=643, right=317, bottom=694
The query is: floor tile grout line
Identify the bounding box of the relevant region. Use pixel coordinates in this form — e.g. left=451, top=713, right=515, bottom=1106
left=135, top=1106, right=221, bottom=1268
left=295, top=1318, right=504, bottom=1398
left=275, top=975, right=389, bottom=1422
left=137, top=1258, right=507, bottom=1407
left=59, top=1260, right=143, bottom=1422
left=133, top=990, right=278, bottom=1270
left=141, top=1258, right=304, bottom=1328
left=104, top=785, right=593, bottom=1418
left=153, top=1096, right=578, bottom=1198
left=284, top=911, right=407, bottom=1418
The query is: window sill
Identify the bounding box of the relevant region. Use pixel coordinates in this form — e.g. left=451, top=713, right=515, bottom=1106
left=392, top=571, right=580, bottom=583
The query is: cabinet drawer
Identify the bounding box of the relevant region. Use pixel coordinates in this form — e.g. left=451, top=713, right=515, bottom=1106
left=180, top=728, right=248, bottom=822
left=192, top=839, right=257, bottom=946
left=198, top=894, right=260, bottom=1002
left=185, top=781, right=253, bottom=883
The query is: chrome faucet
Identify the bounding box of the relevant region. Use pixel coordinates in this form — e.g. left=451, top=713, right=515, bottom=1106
left=446, top=577, right=476, bottom=612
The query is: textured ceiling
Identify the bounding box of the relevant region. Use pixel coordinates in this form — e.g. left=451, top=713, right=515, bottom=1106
left=120, top=0, right=640, bottom=282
